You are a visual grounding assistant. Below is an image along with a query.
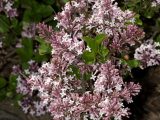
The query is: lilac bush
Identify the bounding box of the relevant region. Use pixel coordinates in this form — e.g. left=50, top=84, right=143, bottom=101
left=14, top=0, right=160, bottom=120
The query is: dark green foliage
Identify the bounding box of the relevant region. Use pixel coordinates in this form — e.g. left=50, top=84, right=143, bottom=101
left=82, top=34, right=109, bottom=64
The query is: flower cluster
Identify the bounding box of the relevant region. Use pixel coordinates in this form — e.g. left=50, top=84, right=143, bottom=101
left=152, top=0, right=160, bottom=7
left=53, top=0, right=144, bottom=53
left=134, top=39, right=160, bottom=68
left=13, top=60, right=44, bottom=116
left=17, top=60, right=141, bottom=119
left=0, top=0, right=17, bottom=18
left=16, top=0, right=145, bottom=120
left=13, top=60, right=39, bottom=95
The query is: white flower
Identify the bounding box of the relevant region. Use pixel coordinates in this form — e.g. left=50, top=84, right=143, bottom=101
left=62, top=33, right=72, bottom=43
left=23, top=106, right=29, bottom=113
left=4, top=2, right=12, bottom=11
left=60, top=88, right=67, bottom=97
left=30, top=109, right=35, bottom=115
left=28, top=60, right=35, bottom=65
left=45, top=77, right=52, bottom=85
left=72, top=1, right=79, bottom=8
left=77, top=49, right=83, bottom=55
left=152, top=2, right=157, bottom=7
left=107, top=88, right=113, bottom=93
left=24, top=69, right=30, bottom=74
left=86, top=46, right=91, bottom=52
left=65, top=116, right=71, bottom=120
left=83, top=114, right=89, bottom=120
left=115, top=84, right=122, bottom=91
left=130, top=18, right=135, bottom=23
left=90, top=74, right=96, bottom=81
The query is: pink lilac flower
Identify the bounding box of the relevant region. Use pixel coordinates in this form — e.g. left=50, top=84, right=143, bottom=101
left=18, top=60, right=141, bottom=120
left=94, top=61, right=141, bottom=119
left=14, top=60, right=39, bottom=95
left=134, top=39, right=160, bottom=68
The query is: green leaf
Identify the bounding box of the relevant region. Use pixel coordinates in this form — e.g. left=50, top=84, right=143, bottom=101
left=82, top=51, right=95, bottom=64
left=83, top=34, right=107, bottom=53
left=121, top=59, right=140, bottom=68
left=11, top=18, right=18, bottom=29
left=100, top=45, right=109, bottom=58
left=155, top=34, right=160, bottom=43
left=0, top=77, right=7, bottom=89
left=8, top=75, right=17, bottom=91
left=95, top=34, right=107, bottom=45
left=144, top=9, right=154, bottom=19
left=83, top=36, right=97, bottom=52
left=0, top=15, right=10, bottom=33
left=82, top=34, right=109, bottom=63
left=6, top=92, right=14, bottom=98
left=96, top=45, right=109, bottom=63
left=37, top=5, right=53, bottom=18
left=33, top=53, right=49, bottom=63
left=0, top=89, right=6, bottom=101
left=16, top=38, right=33, bottom=63
left=23, top=1, right=53, bottom=22
left=83, top=72, right=91, bottom=81
left=39, top=43, right=52, bottom=55
left=62, top=0, right=69, bottom=3
left=135, top=14, right=142, bottom=25
left=13, top=94, right=23, bottom=107
left=156, top=18, right=160, bottom=29
left=41, top=0, right=54, bottom=5
left=68, top=65, right=81, bottom=79
left=127, top=60, right=140, bottom=68
left=36, top=37, right=52, bottom=55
